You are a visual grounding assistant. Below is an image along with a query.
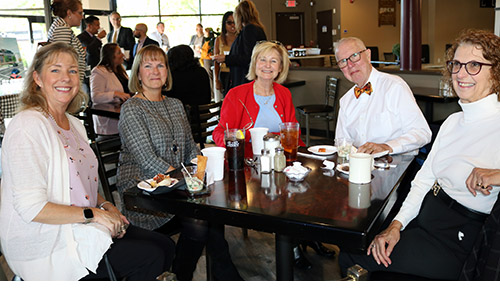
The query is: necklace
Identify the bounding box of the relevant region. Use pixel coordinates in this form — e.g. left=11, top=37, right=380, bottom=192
left=47, top=112, right=83, bottom=152
left=141, top=93, right=179, bottom=154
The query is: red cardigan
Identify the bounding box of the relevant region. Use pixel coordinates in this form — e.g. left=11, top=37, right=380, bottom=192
left=213, top=81, right=305, bottom=157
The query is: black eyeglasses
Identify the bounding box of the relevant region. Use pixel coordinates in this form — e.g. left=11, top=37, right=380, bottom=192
left=446, top=60, right=493, bottom=76
left=256, top=40, right=283, bottom=46
left=337, top=49, right=367, bottom=69
left=226, top=21, right=235, bottom=25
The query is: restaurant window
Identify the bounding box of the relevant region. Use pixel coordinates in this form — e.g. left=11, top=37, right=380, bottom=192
left=117, top=0, right=238, bottom=47
left=0, top=1, right=45, bottom=93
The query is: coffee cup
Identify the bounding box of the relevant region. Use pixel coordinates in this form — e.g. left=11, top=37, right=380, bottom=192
left=249, top=127, right=269, bottom=156
left=201, top=147, right=226, bottom=182
left=349, top=153, right=372, bottom=184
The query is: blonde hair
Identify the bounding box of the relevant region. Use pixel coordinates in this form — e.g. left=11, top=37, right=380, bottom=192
left=247, top=41, right=290, bottom=84
left=234, top=0, right=265, bottom=33
left=128, top=44, right=173, bottom=93
left=21, top=42, right=87, bottom=114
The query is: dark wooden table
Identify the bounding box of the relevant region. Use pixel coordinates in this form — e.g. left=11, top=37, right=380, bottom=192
left=90, top=103, right=121, bottom=119
left=411, top=87, right=459, bottom=123
left=124, top=152, right=414, bottom=280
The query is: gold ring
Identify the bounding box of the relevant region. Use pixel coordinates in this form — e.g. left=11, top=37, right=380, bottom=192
left=371, top=244, right=376, bottom=249
left=477, top=183, right=482, bottom=187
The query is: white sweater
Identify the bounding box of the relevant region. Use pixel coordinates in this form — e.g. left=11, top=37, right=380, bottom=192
left=0, top=109, right=111, bottom=280
left=395, top=94, right=500, bottom=228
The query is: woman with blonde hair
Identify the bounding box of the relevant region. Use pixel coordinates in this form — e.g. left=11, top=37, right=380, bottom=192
left=0, top=42, right=174, bottom=280
left=213, top=41, right=303, bottom=158
left=214, top=0, right=266, bottom=90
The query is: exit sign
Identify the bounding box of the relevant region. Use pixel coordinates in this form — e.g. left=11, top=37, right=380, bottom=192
left=286, top=0, right=297, bottom=7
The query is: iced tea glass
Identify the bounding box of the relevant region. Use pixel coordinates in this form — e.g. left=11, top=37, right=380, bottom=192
left=279, top=122, right=300, bottom=163
left=225, top=129, right=245, bottom=170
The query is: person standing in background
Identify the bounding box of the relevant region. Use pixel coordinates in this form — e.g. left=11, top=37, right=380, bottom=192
left=214, top=11, right=237, bottom=96
left=130, top=23, right=159, bottom=68
left=150, top=21, right=170, bottom=52
left=77, top=15, right=106, bottom=71
left=200, top=27, right=215, bottom=97
left=107, top=11, right=135, bottom=70
left=189, top=23, right=204, bottom=59
left=213, top=0, right=266, bottom=90
left=47, top=0, right=86, bottom=83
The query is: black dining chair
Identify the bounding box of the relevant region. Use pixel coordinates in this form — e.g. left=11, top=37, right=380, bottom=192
left=90, top=136, right=122, bottom=205
left=185, top=101, right=223, bottom=149
left=296, top=76, right=339, bottom=146
left=75, top=105, right=97, bottom=142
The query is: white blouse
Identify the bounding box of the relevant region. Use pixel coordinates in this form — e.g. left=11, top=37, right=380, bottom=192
left=395, top=94, right=500, bottom=228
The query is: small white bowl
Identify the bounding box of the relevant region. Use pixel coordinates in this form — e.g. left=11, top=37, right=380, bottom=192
left=283, top=166, right=311, bottom=182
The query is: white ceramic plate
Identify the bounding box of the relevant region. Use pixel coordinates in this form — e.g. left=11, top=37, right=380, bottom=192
left=336, top=163, right=349, bottom=175
left=307, top=145, right=337, bottom=156
left=191, top=157, right=198, bottom=165
left=137, top=178, right=179, bottom=193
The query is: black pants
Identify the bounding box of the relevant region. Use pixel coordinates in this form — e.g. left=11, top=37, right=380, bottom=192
left=339, top=191, right=483, bottom=280
left=156, top=217, right=242, bottom=281
left=81, top=225, right=175, bottom=280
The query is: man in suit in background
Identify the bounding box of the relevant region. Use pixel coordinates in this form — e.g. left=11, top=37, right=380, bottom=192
left=130, top=23, right=159, bottom=67
left=107, top=11, right=135, bottom=69
left=77, top=15, right=106, bottom=71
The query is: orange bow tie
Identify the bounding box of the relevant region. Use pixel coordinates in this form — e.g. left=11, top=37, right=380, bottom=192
left=354, top=82, right=372, bottom=99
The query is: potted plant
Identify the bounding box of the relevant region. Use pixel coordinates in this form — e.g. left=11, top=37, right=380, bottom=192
left=392, top=43, right=400, bottom=62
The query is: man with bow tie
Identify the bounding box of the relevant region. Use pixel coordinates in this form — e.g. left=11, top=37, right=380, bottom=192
left=334, top=37, right=431, bottom=155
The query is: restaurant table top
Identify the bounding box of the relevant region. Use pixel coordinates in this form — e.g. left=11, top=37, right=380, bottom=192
left=124, top=152, right=414, bottom=252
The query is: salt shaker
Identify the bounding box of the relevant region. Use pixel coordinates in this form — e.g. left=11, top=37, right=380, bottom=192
left=260, top=149, right=271, bottom=174
left=274, top=147, right=286, bottom=172
left=263, top=133, right=281, bottom=169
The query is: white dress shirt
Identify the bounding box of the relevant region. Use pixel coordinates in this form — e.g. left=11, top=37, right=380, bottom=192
left=150, top=31, right=170, bottom=50
left=335, top=68, right=431, bottom=154
left=394, top=94, right=500, bottom=228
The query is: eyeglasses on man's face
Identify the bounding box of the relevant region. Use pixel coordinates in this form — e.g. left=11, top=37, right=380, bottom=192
left=337, top=49, right=367, bottom=69
left=446, top=60, right=493, bottom=76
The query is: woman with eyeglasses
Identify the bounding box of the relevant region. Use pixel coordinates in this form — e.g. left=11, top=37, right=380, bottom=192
left=213, top=0, right=266, bottom=90
left=213, top=40, right=304, bottom=158
left=214, top=11, right=237, bottom=96
left=339, top=29, right=500, bottom=280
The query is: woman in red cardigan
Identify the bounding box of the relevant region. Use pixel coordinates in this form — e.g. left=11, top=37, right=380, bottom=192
left=213, top=40, right=304, bottom=157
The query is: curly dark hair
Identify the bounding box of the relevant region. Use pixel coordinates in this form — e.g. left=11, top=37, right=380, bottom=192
left=51, top=0, right=82, bottom=18
left=167, top=44, right=200, bottom=72
left=443, top=29, right=500, bottom=100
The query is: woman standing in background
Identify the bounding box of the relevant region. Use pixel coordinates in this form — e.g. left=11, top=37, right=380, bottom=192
left=48, top=0, right=86, bottom=84
left=214, top=11, right=237, bottom=96
left=213, top=0, right=266, bottom=90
